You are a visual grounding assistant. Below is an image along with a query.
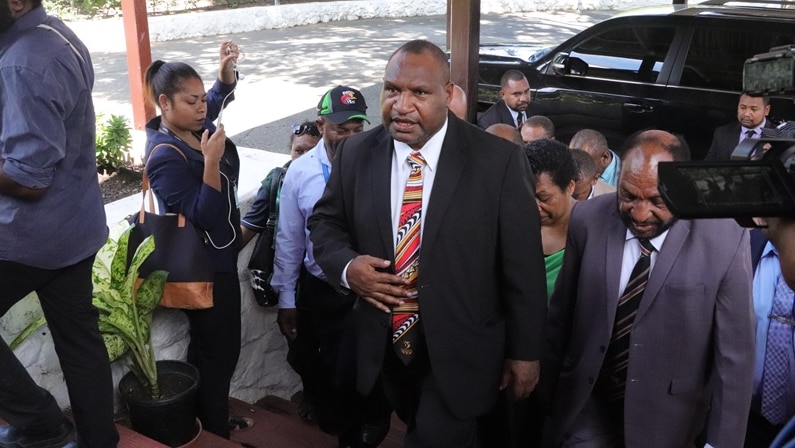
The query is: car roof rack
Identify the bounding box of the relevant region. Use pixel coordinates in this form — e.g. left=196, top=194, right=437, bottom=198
left=698, top=0, right=795, bottom=8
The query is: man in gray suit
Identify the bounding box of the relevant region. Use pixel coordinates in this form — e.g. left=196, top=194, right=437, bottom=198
left=545, top=130, right=755, bottom=447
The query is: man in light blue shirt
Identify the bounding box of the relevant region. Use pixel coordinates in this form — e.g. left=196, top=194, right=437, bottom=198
left=271, top=85, right=391, bottom=447
left=569, top=128, right=621, bottom=187
left=746, top=231, right=795, bottom=447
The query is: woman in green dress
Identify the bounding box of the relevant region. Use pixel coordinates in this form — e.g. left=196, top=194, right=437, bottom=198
left=524, top=139, right=578, bottom=300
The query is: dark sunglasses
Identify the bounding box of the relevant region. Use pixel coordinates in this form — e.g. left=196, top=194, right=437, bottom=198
left=291, top=123, right=320, bottom=137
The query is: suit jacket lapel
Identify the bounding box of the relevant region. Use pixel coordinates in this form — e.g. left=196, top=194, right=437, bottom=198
left=372, top=129, right=397, bottom=265
left=421, top=118, right=469, bottom=260
left=636, top=219, right=691, bottom=321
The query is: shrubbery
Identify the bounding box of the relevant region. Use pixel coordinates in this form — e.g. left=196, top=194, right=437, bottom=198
left=96, top=114, right=133, bottom=174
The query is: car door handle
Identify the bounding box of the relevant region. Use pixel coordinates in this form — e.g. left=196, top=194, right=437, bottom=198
left=623, top=103, right=654, bottom=114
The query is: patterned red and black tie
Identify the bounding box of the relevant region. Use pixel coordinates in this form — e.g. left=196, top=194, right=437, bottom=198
left=392, top=151, right=426, bottom=364
left=598, top=238, right=656, bottom=405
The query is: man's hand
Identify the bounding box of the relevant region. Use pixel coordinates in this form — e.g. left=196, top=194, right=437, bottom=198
left=500, top=359, right=540, bottom=401
left=346, top=255, right=411, bottom=312
left=277, top=308, right=298, bottom=341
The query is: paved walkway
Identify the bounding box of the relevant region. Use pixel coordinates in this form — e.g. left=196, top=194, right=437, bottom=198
left=76, top=9, right=613, bottom=155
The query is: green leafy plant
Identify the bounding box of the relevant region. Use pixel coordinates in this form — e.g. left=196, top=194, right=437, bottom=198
left=92, top=221, right=168, bottom=398
left=96, top=114, right=132, bottom=174
left=9, top=221, right=168, bottom=398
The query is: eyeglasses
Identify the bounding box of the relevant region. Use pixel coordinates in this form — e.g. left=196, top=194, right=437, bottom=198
left=291, top=123, right=320, bottom=137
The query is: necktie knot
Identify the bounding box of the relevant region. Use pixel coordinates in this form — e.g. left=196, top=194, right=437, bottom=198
left=516, top=112, right=524, bottom=128
left=638, top=238, right=655, bottom=256
left=745, top=129, right=757, bottom=139
left=408, top=152, right=426, bottom=170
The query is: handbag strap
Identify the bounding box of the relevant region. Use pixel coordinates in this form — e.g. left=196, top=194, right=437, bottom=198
left=140, top=143, right=188, bottom=227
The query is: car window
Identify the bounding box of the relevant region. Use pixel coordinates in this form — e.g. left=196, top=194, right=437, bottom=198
left=680, top=26, right=794, bottom=91
left=567, top=26, right=676, bottom=84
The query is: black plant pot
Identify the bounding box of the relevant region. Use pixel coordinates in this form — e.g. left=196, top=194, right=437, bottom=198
left=119, top=360, right=201, bottom=447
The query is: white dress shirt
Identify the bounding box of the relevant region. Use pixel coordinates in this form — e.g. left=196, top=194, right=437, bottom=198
left=618, top=229, right=669, bottom=297
left=341, top=119, right=449, bottom=288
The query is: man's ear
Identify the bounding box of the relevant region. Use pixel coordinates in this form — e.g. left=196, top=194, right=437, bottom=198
left=315, top=118, right=325, bottom=136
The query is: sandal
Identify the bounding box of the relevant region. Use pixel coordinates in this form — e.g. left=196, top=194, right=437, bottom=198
left=229, top=416, right=254, bottom=431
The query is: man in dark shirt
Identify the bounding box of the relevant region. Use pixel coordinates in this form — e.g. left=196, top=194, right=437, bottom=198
left=0, top=0, right=119, bottom=446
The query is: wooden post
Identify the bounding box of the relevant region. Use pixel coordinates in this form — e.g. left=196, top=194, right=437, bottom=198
left=121, top=0, right=154, bottom=130
left=448, top=0, right=480, bottom=123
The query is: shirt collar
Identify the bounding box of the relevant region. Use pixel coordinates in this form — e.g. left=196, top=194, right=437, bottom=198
left=315, top=139, right=331, bottom=167
left=762, top=240, right=779, bottom=259
left=393, top=118, right=448, bottom=173
left=742, top=119, right=766, bottom=134
left=1, top=6, right=46, bottom=47
left=624, top=228, right=670, bottom=252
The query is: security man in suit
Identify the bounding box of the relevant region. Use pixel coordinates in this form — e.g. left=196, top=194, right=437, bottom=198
left=308, top=39, right=547, bottom=447
left=477, top=69, right=532, bottom=130
left=545, top=130, right=755, bottom=447
left=705, top=92, right=773, bottom=161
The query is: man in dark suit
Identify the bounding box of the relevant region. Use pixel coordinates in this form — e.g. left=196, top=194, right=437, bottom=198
left=477, top=69, right=531, bottom=130
left=308, top=39, right=547, bottom=447
left=705, top=92, right=773, bottom=161
left=545, top=130, right=755, bottom=447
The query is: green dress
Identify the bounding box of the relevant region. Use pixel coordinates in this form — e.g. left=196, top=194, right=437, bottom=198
left=544, top=249, right=565, bottom=302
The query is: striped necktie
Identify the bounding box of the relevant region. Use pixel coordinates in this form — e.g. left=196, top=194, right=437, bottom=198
left=392, top=151, right=426, bottom=364
left=762, top=274, right=795, bottom=425
left=598, top=238, right=656, bottom=406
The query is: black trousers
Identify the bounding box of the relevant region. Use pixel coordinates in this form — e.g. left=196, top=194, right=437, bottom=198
left=287, top=273, right=391, bottom=441
left=0, top=256, right=119, bottom=448
left=185, top=271, right=241, bottom=439
left=381, top=340, right=479, bottom=448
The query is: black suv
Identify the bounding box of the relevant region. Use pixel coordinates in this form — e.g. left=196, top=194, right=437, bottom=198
left=475, top=0, right=795, bottom=159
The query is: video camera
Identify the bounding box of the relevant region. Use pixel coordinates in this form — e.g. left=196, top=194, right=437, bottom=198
left=658, top=45, right=795, bottom=227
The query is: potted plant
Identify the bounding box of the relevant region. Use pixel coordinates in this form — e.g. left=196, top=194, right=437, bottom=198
left=92, top=221, right=201, bottom=447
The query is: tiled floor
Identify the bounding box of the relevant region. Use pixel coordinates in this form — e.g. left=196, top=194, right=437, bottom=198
left=3, top=396, right=406, bottom=448
left=117, top=396, right=406, bottom=448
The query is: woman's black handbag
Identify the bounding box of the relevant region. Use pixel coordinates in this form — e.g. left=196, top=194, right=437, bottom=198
left=247, top=166, right=286, bottom=307
left=127, top=144, right=214, bottom=310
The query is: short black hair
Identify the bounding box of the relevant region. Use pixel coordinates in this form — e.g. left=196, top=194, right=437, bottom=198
left=740, top=91, right=770, bottom=106
left=391, top=40, right=451, bottom=82
left=570, top=148, right=598, bottom=181
left=524, top=139, right=579, bottom=192
left=569, top=129, right=608, bottom=155
left=500, top=69, right=527, bottom=88
left=525, top=115, right=555, bottom=139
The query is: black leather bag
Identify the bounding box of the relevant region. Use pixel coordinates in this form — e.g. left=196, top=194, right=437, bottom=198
left=127, top=144, right=214, bottom=310
left=247, top=166, right=286, bottom=307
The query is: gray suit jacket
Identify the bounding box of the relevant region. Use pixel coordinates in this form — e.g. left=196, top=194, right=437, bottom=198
left=545, top=194, right=755, bottom=448
left=309, top=114, right=548, bottom=419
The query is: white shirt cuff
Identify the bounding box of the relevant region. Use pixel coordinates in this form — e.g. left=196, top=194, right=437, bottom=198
left=341, top=259, right=353, bottom=289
